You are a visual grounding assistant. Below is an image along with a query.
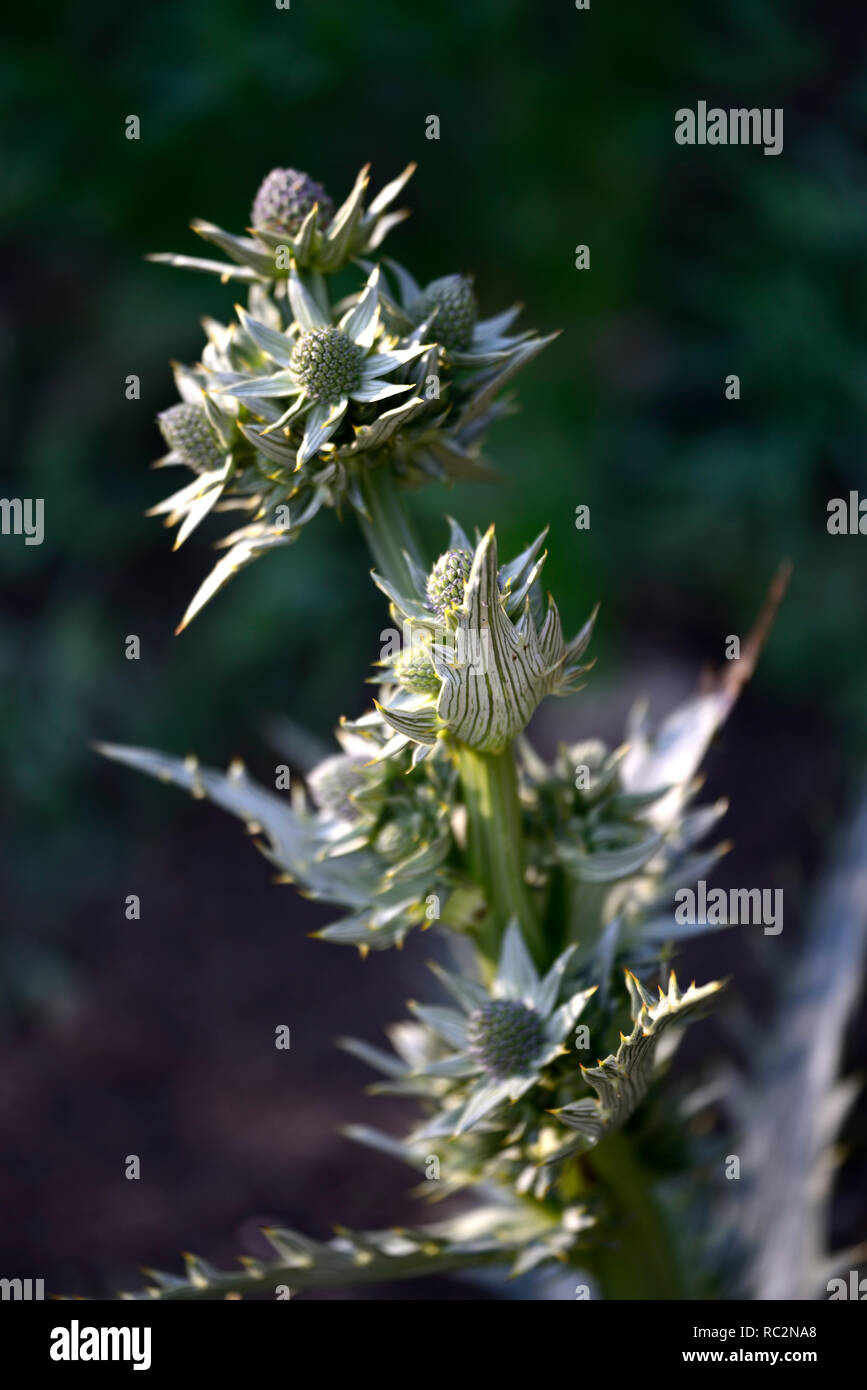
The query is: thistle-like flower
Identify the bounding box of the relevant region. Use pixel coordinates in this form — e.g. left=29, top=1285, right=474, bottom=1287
left=157, top=402, right=227, bottom=474
left=146, top=288, right=555, bottom=629
left=383, top=263, right=534, bottom=365
left=348, top=922, right=595, bottom=1136
left=392, top=639, right=442, bottom=697
left=148, top=376, right=241, bottom=553
left=425, top=548, right=473, bottom=617
left=149, top=163, right=416, bottom=279
left=251, top=167, right=334, bottom=236
left=373, top=521, right=597, bottom=758
left=219, top=266, right=428, bottom=466
left=410, top=275, right=478, bottom=352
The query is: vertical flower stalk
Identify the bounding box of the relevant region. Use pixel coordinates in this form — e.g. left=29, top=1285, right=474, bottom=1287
left=583, top=1132, right=686, bottom=1300
left=456, top=741, right=545, bottom=970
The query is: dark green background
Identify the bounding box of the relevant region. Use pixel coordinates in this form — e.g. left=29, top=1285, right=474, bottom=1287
left=1, top=0, right=864, bottom=1296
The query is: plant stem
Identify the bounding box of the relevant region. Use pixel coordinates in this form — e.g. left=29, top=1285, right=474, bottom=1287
left=584, top=1131, right=686, bottom=1299
left=356, top=461, right=426, bottom=593
left=456, top=741, right=545, bottom=969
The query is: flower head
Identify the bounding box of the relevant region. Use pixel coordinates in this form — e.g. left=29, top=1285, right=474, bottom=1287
left=425, top=548, right=473, bottom=618
left=150, top=163, right=416, bottom=279
left=393, top=641, right=441, bottom=697
left=466, top=999, right=546, bottom=1078
left=409, top=275, right=477, bottom=352
left=251, top=167, right=334, bottom=235
left=221, top=265, right=428, bottom=466
left=157, top=402, right=227, bottom=474
left=385, top=263, right=535, bottom=366
left=396, top=922, right=595, bottom=1135
left=290, top=326, right=365, bottom=402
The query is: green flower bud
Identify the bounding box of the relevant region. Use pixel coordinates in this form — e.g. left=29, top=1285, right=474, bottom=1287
left=251, top=167, right=334, bottom=234
left=158, top=403, right=225, bottom=472
left=378, top=529, right=596, bottom=756
left=374, top=818, right=418, bottom=862
left=393, top=643, right=441, bottom=696
left=307, top=753, right=367, bottom=822
left=466, top=999, right=544, bottom=1078
left=410, top=275, right=477, bottom=352
left=291, top=327, right=364, bottom=403
left=425, top=548, right=472, bottom=618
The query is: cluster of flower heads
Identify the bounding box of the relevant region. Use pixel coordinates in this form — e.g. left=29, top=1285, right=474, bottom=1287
left=101, top=159, right=785, bottom=1298
left=147, top=162, right=555, bottom=631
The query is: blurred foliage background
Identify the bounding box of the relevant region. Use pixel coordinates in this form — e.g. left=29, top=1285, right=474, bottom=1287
left=1, top=0, right=865, bottom=1295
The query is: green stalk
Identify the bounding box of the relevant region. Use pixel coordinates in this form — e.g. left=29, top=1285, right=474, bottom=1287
left=356, top=461, right=426, bottom=593
left=583, top=1132, right=686, bottom=1299
left=456, top=741, right=545, bottom=970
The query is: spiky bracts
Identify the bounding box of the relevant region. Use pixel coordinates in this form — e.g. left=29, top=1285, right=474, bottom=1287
left=375, top=524, right=596, bottom=757
left=550, top=971, right=723, bottom=1157
left=151, top=162, right=416, bottom=279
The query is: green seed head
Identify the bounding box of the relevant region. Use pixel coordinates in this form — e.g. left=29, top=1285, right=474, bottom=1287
left=251, top=167, right=334, bottom=234
left=393, top=643, right=441, bottom=696
left=410, top=275, right=477, bottom=352
left=307, top=753, right=367, bottom=822
left=291, top=327, right=363, bottom=403
left=158, top=402, right=225, bottom=472
left=466, top=999, right=545, bottom=1078
left=425, top=549, right=472, bottom=618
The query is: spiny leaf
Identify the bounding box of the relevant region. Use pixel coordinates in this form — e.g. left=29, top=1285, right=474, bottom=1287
left=113, top=1219, right=540, bottom=1300
left=549, top=970, right=722, bottom=1157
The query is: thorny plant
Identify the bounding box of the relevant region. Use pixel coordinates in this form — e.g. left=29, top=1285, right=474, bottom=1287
left=96, top=162, right=807, bottom=1301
